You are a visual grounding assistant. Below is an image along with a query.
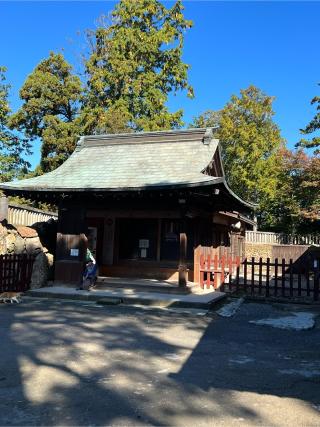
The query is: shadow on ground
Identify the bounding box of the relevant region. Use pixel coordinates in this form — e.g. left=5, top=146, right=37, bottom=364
left=0, top=300, right=319, bottom=426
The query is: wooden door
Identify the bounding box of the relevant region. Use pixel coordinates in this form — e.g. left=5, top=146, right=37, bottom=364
left=86, top=218, right=104, bottom=265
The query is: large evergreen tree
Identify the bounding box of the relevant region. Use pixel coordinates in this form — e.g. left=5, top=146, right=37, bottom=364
left=82, top=0, right=193, bottom=134
left=0, top=67, right=31, bottom=183
left=298, top=84, right=320, bottom=153
left=192, top=86, right=284, bottom=208
left=9, top=53, right=83, bottom=172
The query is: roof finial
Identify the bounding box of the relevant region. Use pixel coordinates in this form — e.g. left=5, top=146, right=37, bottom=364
left=76, top=136, right=85, bottom=147
left=203, top=128, right=213, bottom=145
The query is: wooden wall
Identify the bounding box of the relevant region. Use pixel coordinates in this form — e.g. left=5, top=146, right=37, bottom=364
left=55, top=205, right=87, bottom=284
left=272, top=245, right=310, bottom=261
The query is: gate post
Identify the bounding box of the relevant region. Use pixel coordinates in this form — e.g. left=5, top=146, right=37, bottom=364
left=0, top=196, right=8, bottom=222
left=314, top=259, right=320, bottom=301
left=193, top=245, right=201, bottom=284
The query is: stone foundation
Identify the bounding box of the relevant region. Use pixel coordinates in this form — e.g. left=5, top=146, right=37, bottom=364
left=245, top=243, right=273, bottom=260
left=0, top=220, right=54, bottom=289
left=245, top=242, right=310, bottom=263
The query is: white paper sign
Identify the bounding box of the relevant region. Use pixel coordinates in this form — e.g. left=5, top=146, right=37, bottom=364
left=70, top=249, right=79, bottom=257
left=139, top=239, right=149, bottom=249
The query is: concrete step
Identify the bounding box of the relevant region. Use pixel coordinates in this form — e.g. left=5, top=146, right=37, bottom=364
left=27, top=286, right=226, bottom=310
left=96, top=277, right=190, bottom=295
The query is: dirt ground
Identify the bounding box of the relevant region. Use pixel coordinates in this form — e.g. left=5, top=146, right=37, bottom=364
left=0, top=298, right=319, bottom=426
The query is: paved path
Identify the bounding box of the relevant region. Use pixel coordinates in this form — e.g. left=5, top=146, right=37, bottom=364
left=0, top=298, right=319, bottom=426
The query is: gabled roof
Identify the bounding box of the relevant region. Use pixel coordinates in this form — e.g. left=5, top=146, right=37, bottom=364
left=0, top=128, right=254, bottom=209
left=1, top=128, right=220, bottom=191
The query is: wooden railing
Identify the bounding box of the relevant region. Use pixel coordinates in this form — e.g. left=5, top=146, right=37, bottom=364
left=199, top=253, right=240, bottom=289
left=245, top=231, right=320, bottom=245
left=0, top=254, right=35, bottom=292
left=8, top=203, right=57, bottom=226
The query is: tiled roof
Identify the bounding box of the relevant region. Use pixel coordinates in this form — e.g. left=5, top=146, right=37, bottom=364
left=0, top=128, right=222, bottom=192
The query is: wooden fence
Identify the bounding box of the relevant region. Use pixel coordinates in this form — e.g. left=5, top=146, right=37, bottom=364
left=245, top=231, right=320, bottom=245
left=199, top=254, right=320, bottom=301
left=200, top=253, right=241, bottom=289
left=8, top=203, right=57, bottom=226
left=194, top=237, right=244, bottom=284
left=0, top=254, right=35, bottom=292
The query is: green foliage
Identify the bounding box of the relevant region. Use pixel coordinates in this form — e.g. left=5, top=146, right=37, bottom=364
left=192, top=86, right=284, bottom=207
left=82, top=0, right=193, bottom=134
left=191, top=110, right=220, bottom=129
left=8, top=195, right=56, bottom=213
left=9, top=52, right=83, bottom=172
left=264, top=149, right=320, bottom=233
left=192, top=87, right=320, bottom=234
left=0, top=67, right=31, bottom=183
left=297, top=84, right=320, bottom=154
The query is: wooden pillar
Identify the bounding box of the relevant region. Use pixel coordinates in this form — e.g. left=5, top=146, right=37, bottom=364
left=193, top=245, right=201, bottom=285
left=103, top=216, right=115, bottom=265
left=178, top=218, right=187, bottom=288
left=156, top=218, right=162, bottom=262
left=55, top=204, right=87, bottom=284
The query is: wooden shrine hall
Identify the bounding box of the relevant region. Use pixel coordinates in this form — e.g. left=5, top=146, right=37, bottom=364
left=0, top=128, right=255, bottom=287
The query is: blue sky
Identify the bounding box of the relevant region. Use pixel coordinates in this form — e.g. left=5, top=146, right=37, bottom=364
left=1, top=1, right=320, bottom=169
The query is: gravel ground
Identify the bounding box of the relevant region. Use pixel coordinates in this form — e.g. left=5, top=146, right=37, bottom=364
left=0, top=298, right=319, bottom=426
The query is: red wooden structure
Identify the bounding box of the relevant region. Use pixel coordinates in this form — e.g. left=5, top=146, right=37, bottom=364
left=199, top=252, right=240, bottom=289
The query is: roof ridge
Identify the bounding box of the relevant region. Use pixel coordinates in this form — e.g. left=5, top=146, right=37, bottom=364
left=77, top=128, right=216, bottom=149
left=81, top=127, right=209, bottom=140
